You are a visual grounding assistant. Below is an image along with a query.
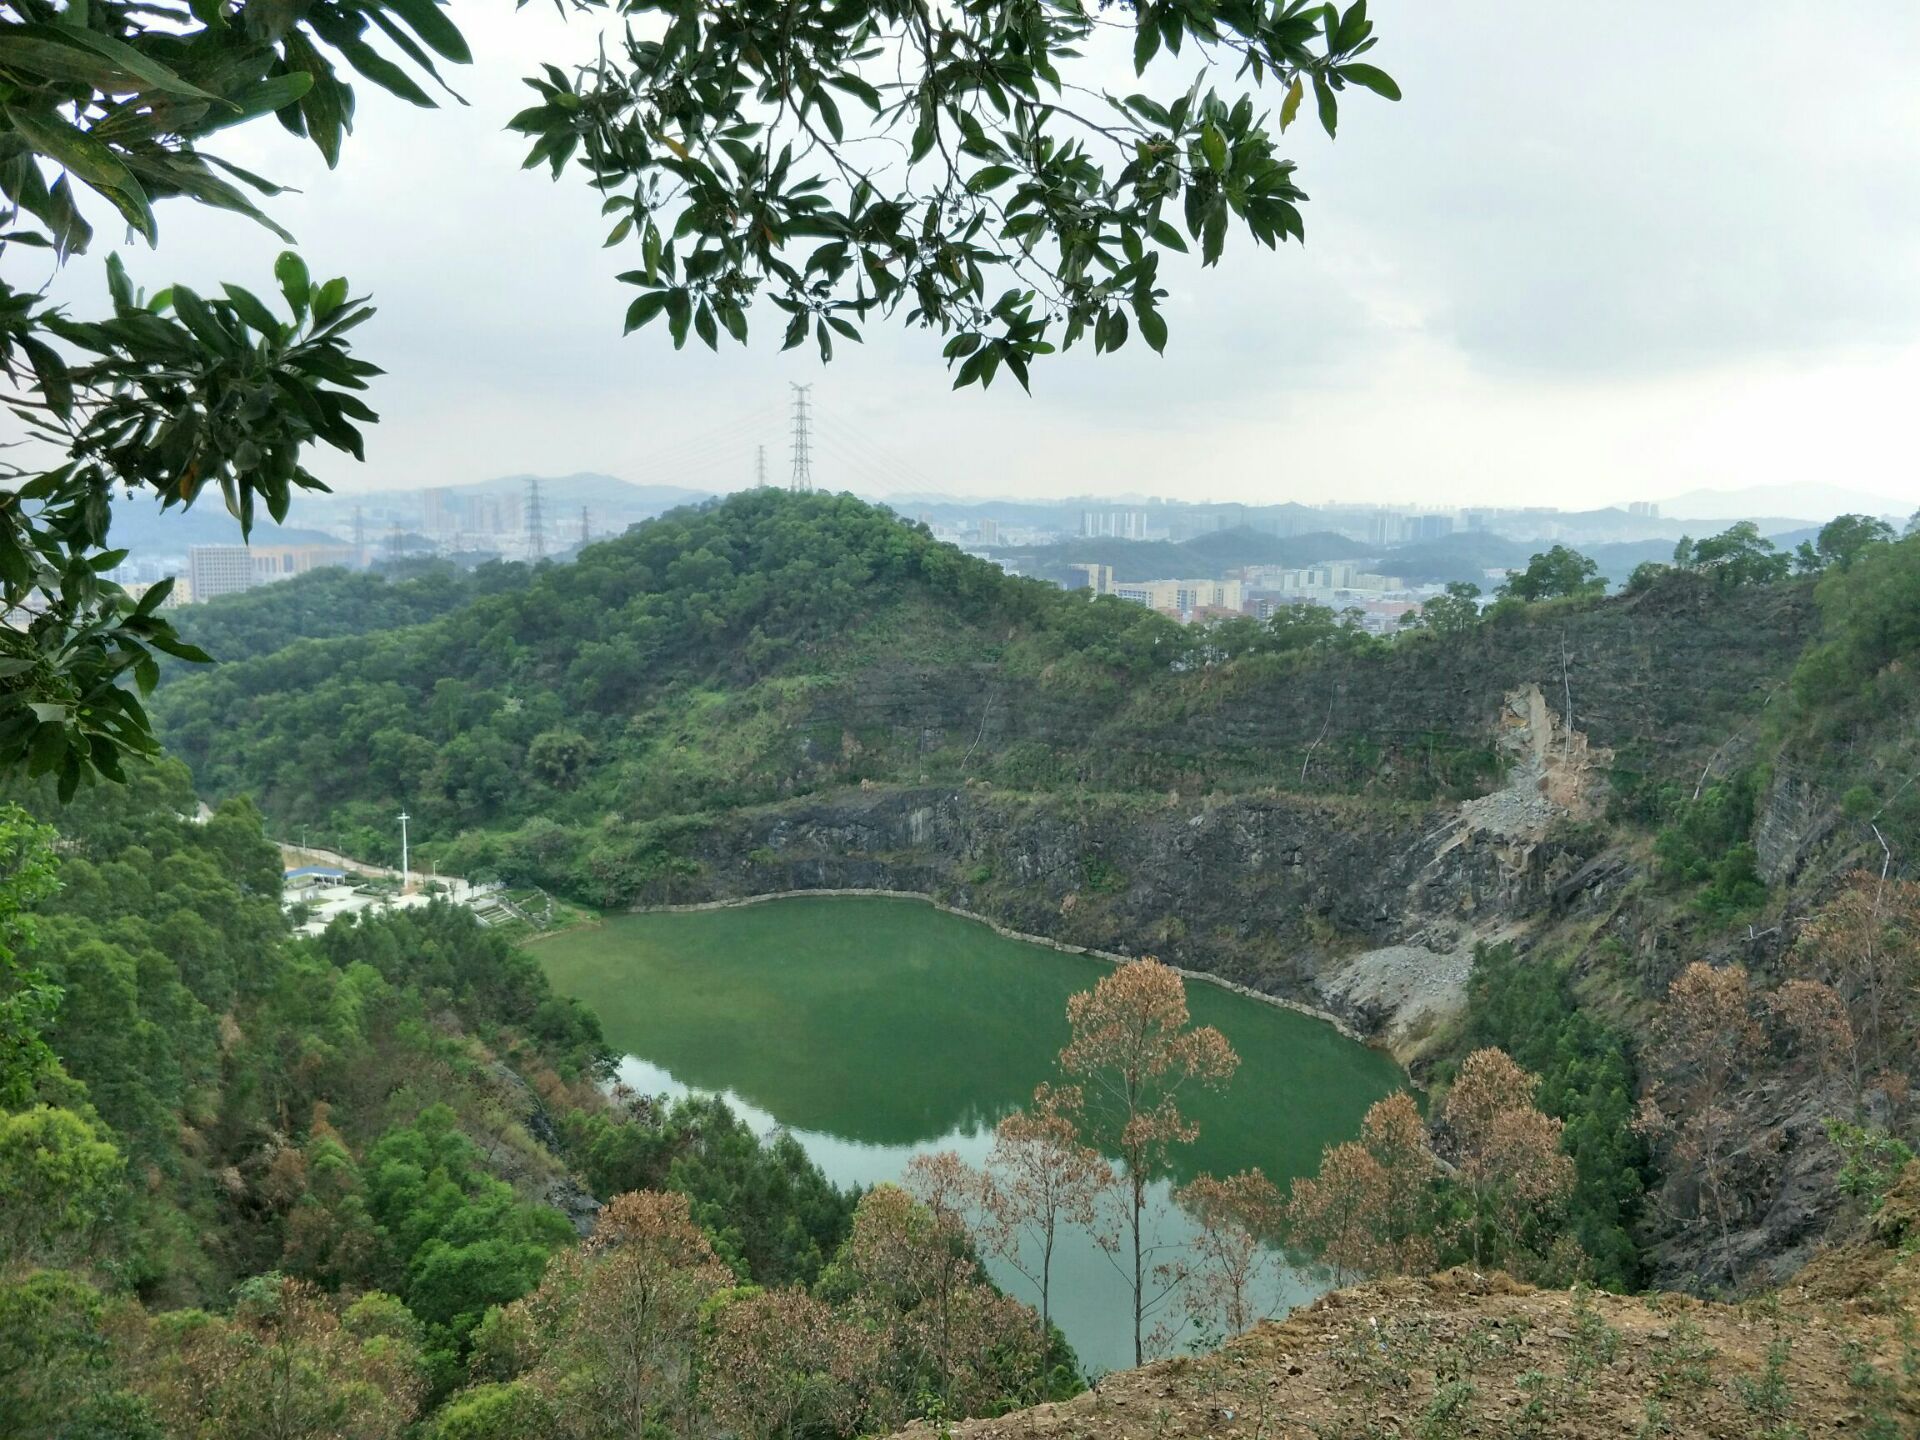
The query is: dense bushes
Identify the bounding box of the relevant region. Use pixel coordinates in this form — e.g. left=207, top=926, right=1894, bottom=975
left=1457, top=944, right=1650, bottom=1289
left=562, top=1092, right=856, bottom=1288
left=175, top=562, right=487, bottom=665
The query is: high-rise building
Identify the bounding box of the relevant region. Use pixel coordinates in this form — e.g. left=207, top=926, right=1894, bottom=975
left=422, top=487, right=457, bottom=534
left=1081, top=508, right=1149, bottom=539
left=188, top=546, right=257, bottom=601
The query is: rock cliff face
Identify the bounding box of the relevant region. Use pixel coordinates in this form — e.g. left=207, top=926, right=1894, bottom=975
left=646, top=684, right=1618, bottom=1057
left=1754, top=764, right=1844, bottom=886
left=776, top=576, right=1816, bottom=803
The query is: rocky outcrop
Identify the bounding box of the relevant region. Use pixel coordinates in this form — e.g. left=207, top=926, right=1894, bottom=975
left=638, top=684, right=1615, bottom=1055
left=1754, top=764, right=1845, bottom=885
left=778, top=576, right=1816, bottom=804
left=480, top=1058, right=601, bottom=1236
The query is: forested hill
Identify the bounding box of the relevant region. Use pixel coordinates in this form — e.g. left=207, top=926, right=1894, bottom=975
left=171, top=561, right=500, bottom=664
left=153, top=488, right=1886, bottom=886
left=1, top=766, right=1069, bottom=1435
left=153, top=489, right=1134, bottom=852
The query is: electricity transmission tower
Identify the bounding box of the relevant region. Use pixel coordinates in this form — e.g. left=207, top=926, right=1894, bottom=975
left=579, top=506, right=590, bottom=546
left=351, top=503, right=366, bottom=549
left=789, top=384, right=813, bottom=492
left=756, top=444, right=767, bottom=487
left=526, top=478, right=546, bottom=561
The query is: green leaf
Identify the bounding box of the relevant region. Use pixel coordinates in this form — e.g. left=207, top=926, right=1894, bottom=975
left=286, top=32, right=351, bottom=169
left=331, top=33, right=435, bottom=108
left=132, top=576, right=175, bottom=614
left=313, top=276, right=350, bottom=321
left=1, top=23, right=220, bottom=100
left=1138, top=306, right=1168, bottom=354
left=274, top=251, right=311, bottom=316
left=1313, top=73, right=1338, bottom=139
left=1147, top=219, right=1188, bottom=253
left=623, top=290, right=669, bottom=334
left=1200, top=122, right=1229, bottom=174
left=1133, top=13, right=1160, bottom=72
left=4, top=104, right=155, bottom=241
left=383, top=0, right=473, bottom=63
left=1339, top=63, right=1401, bottom=100
left=1201, top=201, right=1227, bottom=265
left=19, top=336, right=73, bottom=420
left=148, top=632, right=213, bottom=664
left=217, top=283, right=280, bottom=336
left=195, top=72, right=316, bottom=134
left=967, top=164, right=1017, bottom=192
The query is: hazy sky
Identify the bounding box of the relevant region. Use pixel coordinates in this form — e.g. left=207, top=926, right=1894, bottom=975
left=19, top=2, right=1920, bottom=510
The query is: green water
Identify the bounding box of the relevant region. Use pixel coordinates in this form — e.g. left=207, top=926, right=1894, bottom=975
left=536, top=895, right=1404, bottom=1374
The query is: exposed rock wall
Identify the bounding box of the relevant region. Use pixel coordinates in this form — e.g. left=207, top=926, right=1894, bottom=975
left=783, top=576, right=1815, bottom=800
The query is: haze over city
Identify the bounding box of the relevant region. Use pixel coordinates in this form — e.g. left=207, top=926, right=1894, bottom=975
left=14, top=0, right=1919, bottom=513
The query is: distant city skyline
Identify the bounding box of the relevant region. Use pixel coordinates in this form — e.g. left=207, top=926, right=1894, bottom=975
left=18, top=1, right=1915, bottom=512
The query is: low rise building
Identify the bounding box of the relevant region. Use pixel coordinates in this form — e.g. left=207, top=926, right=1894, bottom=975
left=1111, top=577, right=1244, bottom=615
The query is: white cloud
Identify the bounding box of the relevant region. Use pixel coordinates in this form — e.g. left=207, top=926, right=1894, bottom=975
left=9, top=0, right=1918, bottom=512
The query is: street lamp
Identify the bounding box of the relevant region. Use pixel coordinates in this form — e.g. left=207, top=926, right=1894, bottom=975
left=398, top=811, right=411, bottom=892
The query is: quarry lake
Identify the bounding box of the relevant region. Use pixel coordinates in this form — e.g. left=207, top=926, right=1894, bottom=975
left=535, top=895, right=1404, bottom=1375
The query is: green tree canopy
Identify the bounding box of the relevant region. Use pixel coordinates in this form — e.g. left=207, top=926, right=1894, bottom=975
left=1673, top=522, right=1792, bottom=589
left=1814, top=513, right=1896, bottom=572
left=1498, top=545, right=1605, bottom=603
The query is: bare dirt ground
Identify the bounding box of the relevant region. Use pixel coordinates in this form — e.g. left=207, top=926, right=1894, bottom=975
left=896, top=1259, right=1920, bottom=1440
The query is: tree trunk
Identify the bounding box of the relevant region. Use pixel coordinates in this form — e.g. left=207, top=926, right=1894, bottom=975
left=1131, top=1170, right=1145, bottom=1367
left=1040, top=1223, right=1053, bottom=1343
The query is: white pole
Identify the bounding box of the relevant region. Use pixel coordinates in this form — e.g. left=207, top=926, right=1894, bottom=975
left=398, top=811, right=410, bottom=892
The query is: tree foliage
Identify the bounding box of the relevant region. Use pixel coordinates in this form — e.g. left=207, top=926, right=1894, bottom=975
left=2, top=764, right=1066, bottom=1435
left=1498, top=544, right=1605, bottom=603
left=1673, top=523, right=1792, bottom=590
left=0, top=0, right=473, bottom=791
left=1458, top=943, right=1648, bottom=1289
left=1283, top=1090, right=1433, bottom=1284
left=1, top=0, right=1404, bottom=793
left=510, top=0, right=1399, bottom=387
left=1058, top=956, right=1236, bottom=1365
left=1436, top=1047, right=1575, bottom=1272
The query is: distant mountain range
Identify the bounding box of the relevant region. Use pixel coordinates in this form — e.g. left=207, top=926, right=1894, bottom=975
left=105, top=496, right=342, bottom=559
left=1658, top=482, right=1913, bottom=523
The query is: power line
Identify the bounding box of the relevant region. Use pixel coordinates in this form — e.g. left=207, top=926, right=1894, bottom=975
left=616, top=403, right=784, bottom=488
left=811, top=409, right=956, bottom=498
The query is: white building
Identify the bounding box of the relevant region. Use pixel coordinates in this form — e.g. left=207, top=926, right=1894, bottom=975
left=187, top=545, right=256, bottom=601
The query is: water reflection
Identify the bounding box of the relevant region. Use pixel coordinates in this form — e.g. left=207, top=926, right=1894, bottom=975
left=614, top=1052, right=1328, bottom=1376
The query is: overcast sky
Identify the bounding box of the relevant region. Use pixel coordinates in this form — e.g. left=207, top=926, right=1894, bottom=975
left=21, top=2, right=1920, bottom=511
